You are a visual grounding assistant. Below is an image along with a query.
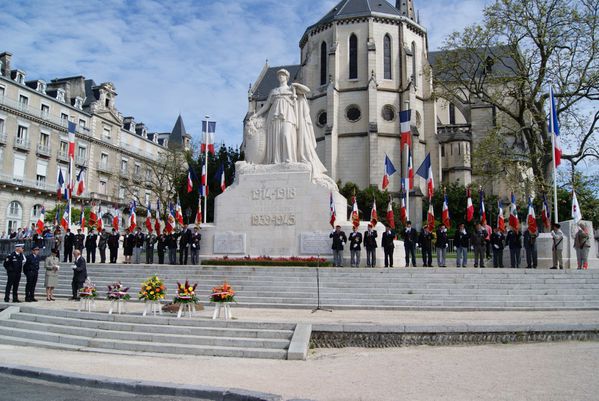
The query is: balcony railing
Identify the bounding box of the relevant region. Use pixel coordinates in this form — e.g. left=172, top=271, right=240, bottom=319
left=89, top=192, right=110, bottom=201
left=0, top=173, right=53, bottom=192
left=119, top=169, right=130, bottom=179
left=57, top=150, right=69, bottom=162
left=75, top=156, right=88, bottom=166
left=0, top=132, right=7, bottom=145
left=36, top=144, right=51, bottom=157
left=14, top=137, right=30, bottom=151
left=96, top=162, right=113, bottom=174
left=0, top=94, right=90, bottom=135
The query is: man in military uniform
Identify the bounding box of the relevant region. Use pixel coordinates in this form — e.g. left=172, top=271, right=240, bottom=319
left=74, top=229, right=85, bottom=252
left=63, top=228, right=75, bottom=263
left=157, top=233, right=167, bottom=264
left=107, top=229, right=120, bottom=263
left=23, top=246, right=41, bottom=302
left=179, top=225, right=191, bottom=265
left=363, top=223, right=378, bottom=267
left=402, top=221, right=418, bottom=267
left=98, top=228, right=109, bottom=263
left=348, top=226, right=362, bottom=267
left=381, top=225, right=396, bottom=268
left=190, top=226, right=202, bottom=265
left=3, top=243, right=25, bottom=302
left=471, top=222, right=488, bottom=268
left=145, top=230, right=157, bottom=264
left=133, top=227, right=145, bottom=264
left=85, top=229, right=98, bottom=263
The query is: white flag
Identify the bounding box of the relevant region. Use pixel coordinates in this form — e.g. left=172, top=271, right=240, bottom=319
left=571, top=191, right=582, bottom=223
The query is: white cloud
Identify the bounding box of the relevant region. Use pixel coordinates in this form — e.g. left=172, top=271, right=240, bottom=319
left=0, top=0, right=485, bottom=146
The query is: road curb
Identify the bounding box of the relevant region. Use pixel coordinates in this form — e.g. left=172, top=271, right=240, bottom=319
left=0, top=363, right=283, bottom=401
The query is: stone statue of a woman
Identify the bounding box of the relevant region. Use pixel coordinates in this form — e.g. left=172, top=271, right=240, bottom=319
left=247, top=69, right=327, bottom=177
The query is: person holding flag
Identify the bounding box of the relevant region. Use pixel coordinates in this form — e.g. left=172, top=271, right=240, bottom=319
left=524, top=197, right=538, bottom=269
left=329, top=225, right=347, bottom=267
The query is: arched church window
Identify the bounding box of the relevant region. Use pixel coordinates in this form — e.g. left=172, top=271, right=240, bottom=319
left=383, top=34, right=392, bottom=80
left=411, top=41, right=417, bottom=88
left=449, top=103, right=456, bottom=125
left=320, top=42, right=327, bottom=86
left=349, top=34, right=358, bottom=79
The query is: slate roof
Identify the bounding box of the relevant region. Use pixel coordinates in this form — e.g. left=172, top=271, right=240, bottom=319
left=83, top=79, right=99, bottom=108
left=168, top=114, right=189, bottom=149
left=250, top=64, right=301, bottom=102
left=310, top=0, right=402, bottom=30
left=429, top=45, right=519, bottom=81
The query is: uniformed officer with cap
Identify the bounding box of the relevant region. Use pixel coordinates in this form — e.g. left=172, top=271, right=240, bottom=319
left=3, top=243, right=25, bottom=302
left=23, top=245, right=41, bottom=302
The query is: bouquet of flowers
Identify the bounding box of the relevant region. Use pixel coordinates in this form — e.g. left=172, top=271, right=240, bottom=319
left=138, top=275, right=166, bottom=301
left=107, top=281, right=131, bottom=301
left=210, top=281, right=236, bottom=303
left=78, top=279, right=97, bottom=299
left=173, top=280, right=199, bottom=304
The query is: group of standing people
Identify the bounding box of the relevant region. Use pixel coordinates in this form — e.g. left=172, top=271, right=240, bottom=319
left=57, top=225, right=202, bottom=265
left=330, top=224, right=397, bottom=268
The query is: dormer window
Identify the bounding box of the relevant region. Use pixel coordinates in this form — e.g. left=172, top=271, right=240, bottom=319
left=56, top=88, right=65, bottom=103
left=36, top=81, right=46, bottom=94
left=16, top=72, right=25, bottom=84
left=105, top=95, right=110, bottom=108
left=74, top=96, right=83, bottom=109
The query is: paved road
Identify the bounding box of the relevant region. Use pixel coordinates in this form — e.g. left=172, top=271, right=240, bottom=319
left=0, top=373, right=211, bottom=401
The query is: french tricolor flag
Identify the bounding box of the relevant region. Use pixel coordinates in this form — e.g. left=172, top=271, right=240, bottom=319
left=57, top=168, right=66, bottom=200
left=541, top=194, right=551, bottom=229
left=386, top=199, right=395, bottom=229
left=399, top=110, right=411, bottom=148
left=466, top=187, right=474, bottom=222
left=61, top=203, right=70, bottom=231
left=479, top=188, right=487, bottom=226
left=399, top=188, right=407, bottom=225
left=415, top=153, right=434, bottom=198
left=200, top=161, right=208, bottom=197
left=442, top=193, right=450, bottom=228
left=187, top=167, right=194, bottom=193
left=404, top=147, right=414, bottom=190
left=549, top=87, right=562, bottom=167
left=129, top=201, right=137, bottom=231
left=201, top=120, right=216, bottom=154
left=75, top=168, right=85, bottom=196
left=381, top=155, right=396, bottom=190
left=67, top=121, right=76, bottom=160
left=146, top=202, right=153, bottom=232
left=527, top=196, right=537, bottom=233
left=214, top=164, right=226, bottom=192
left=329, top=192, right=336, bottom=228
left=497, top=201, right=506, bottom=233
left=36, top=206, right=45, bottom=234
left=509, top=192, right=519, bottom=231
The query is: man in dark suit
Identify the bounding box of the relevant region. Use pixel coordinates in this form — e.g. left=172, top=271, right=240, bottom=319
left=74, top=229, right=85, bottom=252
left=179, top=225, right=191, bottom=265
left=107, top=229, right=120, bottom=263
left=63, top=229, right=74, bottom=262
left=70, top=249, right=87, bottom=300
left=98, top=229, right=109, bottom=263
left=133, top=227, right=145, bottom=264
left=3, top=243, right=25, bottom=302
left=190, top=226, right=202, bottom=265
left=23, top=246, right=41, bottom=302
left=419, top=226, right=433, bottom=267
left=145, top=231, right=157, bottom=264
left=85, top=229, right=98, bottom=263
left=329, top=225, right=347, bottom=267
left=381, top=225, right=396, bottom=267
left=348, top=226, right=362, bottom=267
left=363, top=223, right=378, bottom=267
left=402, top=221, right=418, bottom=267
left=167, top=232, right=178, bottom=264
left=157, top=233, right=167, bottom=264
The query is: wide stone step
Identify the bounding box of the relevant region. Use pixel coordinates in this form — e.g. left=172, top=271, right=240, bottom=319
left=2, top=319, right=290, bottom=349
left=0, top=325, right=287, bottom=359
left=12, top=313, right=293, bottom=340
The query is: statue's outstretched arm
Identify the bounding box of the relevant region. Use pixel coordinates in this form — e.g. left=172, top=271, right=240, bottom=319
left=291, top=82, right=310, bottom=95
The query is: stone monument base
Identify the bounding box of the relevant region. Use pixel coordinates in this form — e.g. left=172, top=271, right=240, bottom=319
left=198, top=162, right=398, bottom=267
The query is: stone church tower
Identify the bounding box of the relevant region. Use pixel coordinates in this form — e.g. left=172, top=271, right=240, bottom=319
left=247, top=0, right=473, bottom=224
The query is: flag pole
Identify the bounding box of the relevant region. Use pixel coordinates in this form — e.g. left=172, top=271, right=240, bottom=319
left=203, top=115, right=210, bottom=225
left=549, top=87, right=559, bottom=224
left=404, top=101, right=410, bottom=222
left=68, top=158, right=72, bottom=229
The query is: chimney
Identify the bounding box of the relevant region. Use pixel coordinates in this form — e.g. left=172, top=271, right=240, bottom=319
left=0, top=52, right=11, bottom=77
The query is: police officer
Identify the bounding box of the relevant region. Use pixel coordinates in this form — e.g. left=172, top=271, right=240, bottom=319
left=107, top=229, right=120, bottom=263
left=157, top=233, right=167, bottom=264
left=85, top=229, right=98, bottom=263
left=190, top=226, right=202, bottom=265
left=98, top=228, right=109, bottom=263
left=63, top=229, right=75, bottom=263
left=3, top=243, right=25, bottom=302
left=23, top=246, right=41, bottom=302
left=74, top=228, right=85, bottom=252
left=145, top=230, right=157, bottom=264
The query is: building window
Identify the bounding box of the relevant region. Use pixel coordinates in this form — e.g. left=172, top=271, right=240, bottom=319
left=316, top=110, right=327, bottom=128
left=16, top=73, right=24, bottom=84
left=134, top=163, right=141, bottom=175
left=383, top=34, right=392, bottom=80
left=144, top=192, right=150, bottom=205
left=60, top=113, right=68, bottom=125
left=451, top=144, right=453, bottom=156
left=119, top=186, right=125, bottom=199
left=349, top=34, right=358, bottom=79
left=36, top=161, right=47, bottom=187
left=59, top=141, right=68, bottom=158
left=145, top=168, right=152, bottom=181
left=320, top=41, right=328, bottom=86
left=13, top=154, right=25, bottom=178
left=6, top=201, right=23, bottom=233
left=99, top=180, right=107, bottom=195
left=103, top=126, right=111, bottom=139
left=458, top=143, right=461, bottom=155
left=100, top=153, right=109, bottom=167
left=56, top=89, right=65, bottom=102
left=41, top=104, right=50, bottom=117
left=411, top=42, right=417, bottom=88
left=0, top=86, right=4, bottom=97
left=121, top=159, right=128, bottom=172
left=441, top=145, right=445, bottom=157
left=79, top=119, right=86, bottom=129
left=345, top=105, right=361, bottom=122
left=18, top=95, right=28, bottom=110
left=381, top=105, right=395, bottom=121
left=31, top=204, right=43, bottom=220
left=77, top=146, right=86, bottom=160
left=449, top=103, right=456, bottom=125
left=0, top=117, right=4, bottom=135
left=16, top=125, right=28, bottom=144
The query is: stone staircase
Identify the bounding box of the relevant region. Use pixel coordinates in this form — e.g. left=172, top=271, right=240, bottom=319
left=1, top=264, right=599, bottom=309
left=0, top=306, right=296, bottom=359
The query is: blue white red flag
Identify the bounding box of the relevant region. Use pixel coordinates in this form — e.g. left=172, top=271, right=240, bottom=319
left=214, top=164, right=226, bottom=192
left=509, top=192, right=519, bottom=231
left=201, top=121, right=216, bottom=154
left=57, top=168, right=66, bottom=200
left=129, top=201, right=137, bottom=231
left=36, top=206, right=45, bottom=234
left=61, top=203, right=70, bottom=231
left=541, top=194, right=551, bottom=229
left=382, top=155, right=396, bottom=190
left=497, top=201, right=505, bottom=233
left=442, top=193, right=450, bottom=228
left=415, top=153, right=434, bottom=198
left=549, top=87, right=562, bottom=167
left=466, top=187, right=474, bottom=222
left=75, top=168, right=85, bottom=196
left=399, top=110, right=411, bottom=148
left=199, top=161, right=208, bottom=197
left=329, top=192, right=336, bottom=228
left=527, top=197, right=537, bottom=233
left=146, top=202, right=153, bottom=232
left=67, top=121, right=76, bottom=160
left=479, top=188, right=487, bottom=226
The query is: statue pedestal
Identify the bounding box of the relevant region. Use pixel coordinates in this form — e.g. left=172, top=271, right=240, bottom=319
left=199, top=162, right=391, bottom=265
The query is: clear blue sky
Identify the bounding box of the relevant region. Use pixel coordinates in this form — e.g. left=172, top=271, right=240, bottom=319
left=0, top=0, right=489, bottom=147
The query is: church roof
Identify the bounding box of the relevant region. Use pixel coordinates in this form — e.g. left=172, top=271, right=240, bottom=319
left=249, top=64, right=302, bottom=102
left=309, top=0, right=402, bottom=30
left=168, top=114, right=190, bottom=149
left=429, top=46, right=519, bottom=81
